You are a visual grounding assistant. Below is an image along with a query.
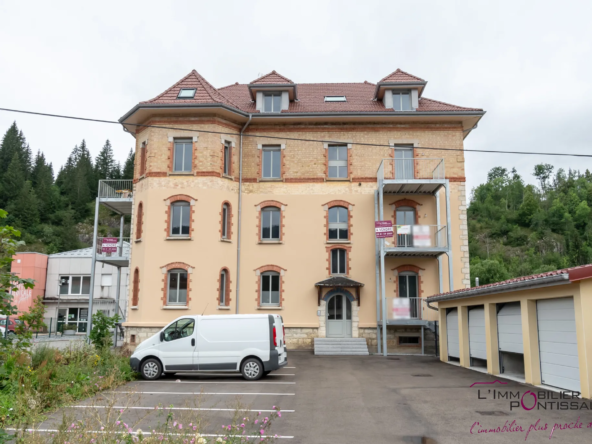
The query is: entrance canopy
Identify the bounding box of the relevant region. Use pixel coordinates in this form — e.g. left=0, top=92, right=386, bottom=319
left=315, top=277, right=364, bottom=306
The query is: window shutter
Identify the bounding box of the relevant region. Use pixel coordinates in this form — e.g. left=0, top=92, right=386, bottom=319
left=411, top=89, right=419, bottom=110
left=384, top=90, right=393, bottom=109
left=256, top=92, right=263, bottom=111
left=281, top=91, right=289, bottom=110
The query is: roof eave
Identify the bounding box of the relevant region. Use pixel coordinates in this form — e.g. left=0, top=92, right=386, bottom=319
left=428, top=274, right=571, bottom=303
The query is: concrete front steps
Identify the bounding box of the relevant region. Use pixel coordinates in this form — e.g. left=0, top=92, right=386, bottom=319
left=314, top=338, right=370, bottom=356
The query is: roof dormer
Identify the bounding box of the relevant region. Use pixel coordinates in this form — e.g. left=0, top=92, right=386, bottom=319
left=374, top=69, right=427, bottom=111
left=248, top=71, right=297, bottom=113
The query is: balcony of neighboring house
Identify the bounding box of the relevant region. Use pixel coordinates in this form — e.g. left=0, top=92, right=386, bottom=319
left=377, top=157, right=445, bottom=194
left=98, top=179, right=134, bottom=215
left=379, top=296, right=436, bottom=330
left=383, top=224, right=448, bottom=257
left=95, top=237, right=131, bottom=267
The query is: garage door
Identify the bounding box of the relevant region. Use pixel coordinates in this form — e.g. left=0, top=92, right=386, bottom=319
left=469, top=307, right=487, bottom=360
left=537, top=298, right=580, bottom=392
left=447, top=308, right=459, bottom=359
left=498, top=302, right=523, bottom=354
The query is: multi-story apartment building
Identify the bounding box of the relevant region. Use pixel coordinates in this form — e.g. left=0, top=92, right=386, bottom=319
left=117, top=68, right=484, bottom=353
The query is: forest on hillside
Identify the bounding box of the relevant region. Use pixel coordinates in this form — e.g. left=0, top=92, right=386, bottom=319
left=0, top=122, right=134, bottom=254
left=1, top=121, right=591, bottom=285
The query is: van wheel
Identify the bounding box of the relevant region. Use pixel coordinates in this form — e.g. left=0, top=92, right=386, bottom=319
left=241, top=358, right=263, bottom=381
left=140, top=358, right=162, bottom=380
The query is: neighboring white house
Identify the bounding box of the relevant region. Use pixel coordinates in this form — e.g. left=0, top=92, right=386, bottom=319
left=43, top=247, right=129, bottom=333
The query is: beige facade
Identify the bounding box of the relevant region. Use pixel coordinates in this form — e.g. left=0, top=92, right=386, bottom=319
left=119, top=69, right=483, bottom=351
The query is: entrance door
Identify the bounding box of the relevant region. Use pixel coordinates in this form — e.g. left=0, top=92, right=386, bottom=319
left=396, top=207, right=415, bottom=247
left=326, top=295, right=352, bottom=338
left=394, top=146, right=414, bottom=179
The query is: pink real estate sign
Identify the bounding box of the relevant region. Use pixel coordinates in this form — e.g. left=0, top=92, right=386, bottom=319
left=375, top=221, right=394, bottom=238
left=101, top=237, right=119, bottom=253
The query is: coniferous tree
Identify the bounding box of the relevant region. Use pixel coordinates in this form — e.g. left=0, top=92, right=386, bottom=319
left=0, top=122, right=24, bottom=178
left=95, top=140, right=116, bottom=180
left=1, top=153, right=25, bottom=206
left=122, top=149, right=135, bottom=180
left=8, top=181, right=39, bottom=229
left=31, top=151, right=56, bottom=220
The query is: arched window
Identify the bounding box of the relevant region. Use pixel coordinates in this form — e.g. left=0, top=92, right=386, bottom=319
left=396, top=206, right=415, bottom=247
left=260, top=271, right=280, bottom=306
left=167, top=269, right=188, bottom=305
left=328, top=206, right=348, bottom=240
left=261, top=207, right=280, bottom=241
left=170, top=201, right=190, bottom=236
left=219, top=269, right=228, bottom=306
left=136, top=202, right=143, bottom=240
left=331, top=248, right=347, bottom=275
left=132, top=268, right=140, bottom=306
left=399, top=271, right=419, bottom=318
left=221, top=203, right=230, bottom=239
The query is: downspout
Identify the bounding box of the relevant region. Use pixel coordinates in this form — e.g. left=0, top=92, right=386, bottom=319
left=374, top=190, right=381, bottom=354
left=235, top=114, right=252, bottom=314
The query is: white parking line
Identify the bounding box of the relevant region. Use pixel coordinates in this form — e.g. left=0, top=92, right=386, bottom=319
left=266, top=374, right=294, bottom=376
left=6, top=429, right=294, bottom=439
left=109, top=391, right=295, bottom=396
left=71, top=405, right=295, bottom=413
left=283, top=366, right=295, bottom=369
left=136, top=381, right=295, bottom=385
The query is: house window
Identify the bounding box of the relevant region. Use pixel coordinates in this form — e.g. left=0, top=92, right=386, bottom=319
left=396, top=206, right=415, bottom=247
left=399, top=272, right=419, bottom=318
left=328, top=145, right=348, bottom=179
left=262, top=93, right=282, bottom=113
left=167, top=269, right=188, bottom=305
left=260, top=272, right=280, bottom=306
left=173, top=139, right=193, bottom=172
left=262, top=146, right=281, bottom=179
left=393, top=91, right=412, bottom=111
left=331, top=248, right=347, bottom=275
left=221, top=203, right=230, bottom=239
left=136, top=202, right=143, bottom=240
left=223, top=141, right=231, bottom=176
left=132, top=268, right=139, bottom=306
left=324, top=96, right=346, bottom=102
left=219, top=270, right=227, bottom=306
left=139, top=142, right=147, bottom=176
left=328, top=207, right=348, bottom=240
left=177, top=88, right=196, bottom=99
left=399, top=336, right=420, bottom=345
left=59, top=275, right=91, bottom=295
left=58, top=307, right=88, bottom=333
left=261, top=207, right=280, bottom=241
left=170, top=201, right=190, bottom=236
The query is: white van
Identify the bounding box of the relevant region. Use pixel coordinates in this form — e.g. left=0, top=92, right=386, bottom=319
left=130, top=314, right=287, bottom=381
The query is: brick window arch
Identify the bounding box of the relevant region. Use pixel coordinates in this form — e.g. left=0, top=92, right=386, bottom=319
left=164, top=195, right=197, bottom=238
left=322, top=200, right=354, bottom=241
left=326, top=244, right=352, bottom=276
left=220, top=201, right=233, bottom=240
left=217, top=267, right=231, bottom=306
left=132, top=268, right=140, bottom=307
left=160, top=262, right=194, bottom=306
left=135, top=202, right=144, bottom=240
left=255, top=200, right=286, bottom=242
left=254, top=265, right=286, bottom=307
left=391, top=198, right=421, bottom=224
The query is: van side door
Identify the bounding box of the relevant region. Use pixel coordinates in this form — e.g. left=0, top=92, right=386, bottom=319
left=158, top=318, right=197, bottom=372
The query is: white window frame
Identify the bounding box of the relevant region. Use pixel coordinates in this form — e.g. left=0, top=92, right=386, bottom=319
left=222, top=204, right=229, bottom=239
left=167, top=269, right=188, bottom=306
left=170, top=201, right=190, bottom=237
left=261, top=207, right=280, bottom=241
left=173, top=139, right=193, bottom=172
left=331, top=249, right=347, bottom=275
left=328, top=145, right=348, bottom=179
left=328, top=206, right=349, bottom=240
left=262, top=92, right=282, bottom=113
left=324, top=96, right=347, bottom=102
left=392, top=90, right=412, bottom=111
left=59, top=275, right=92, bottom=295
left=262, top=146, right=281, bottom=179
left=219, top=270, right=227, bottom=306
left=177, top=88, right=196, bottom=99
left=260, top=271, right=280, bottom=306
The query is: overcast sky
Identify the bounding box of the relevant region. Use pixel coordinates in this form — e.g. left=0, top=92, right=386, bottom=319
left=1, top=0, right=591, bottom=194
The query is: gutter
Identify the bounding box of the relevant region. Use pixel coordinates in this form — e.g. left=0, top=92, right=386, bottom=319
left=235, top=113, right=252, bottom=314
left=427, top=274, right=571, bottom=304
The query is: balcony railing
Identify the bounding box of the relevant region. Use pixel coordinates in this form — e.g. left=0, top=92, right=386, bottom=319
left=98, top=180, right=133, bottom=199
left=384, top=225, right=448, bottom=249
left=380, top=297, right=424, bottom=321
left=377, top=158, right=445, bottom=182
left=96, top=237, right=131, bottom=258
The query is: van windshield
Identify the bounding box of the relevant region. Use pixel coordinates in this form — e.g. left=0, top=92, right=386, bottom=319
left=163, top=319, right=195, bottom=342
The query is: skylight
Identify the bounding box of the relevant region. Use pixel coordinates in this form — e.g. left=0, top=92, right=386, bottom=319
left=324, top=96, right=347, bottom=102
left=177, top=88, right=196, bottom=99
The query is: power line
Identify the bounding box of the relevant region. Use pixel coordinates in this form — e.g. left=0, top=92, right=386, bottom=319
left=1, top=107, right=592, bottom=158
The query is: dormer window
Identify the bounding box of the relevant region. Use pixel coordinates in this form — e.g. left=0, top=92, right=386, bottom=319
left=393, top=90, right=412, bottom=111
left=177, top=88, right=196, bottom=99
left=263, top=92, right=282, bottom=113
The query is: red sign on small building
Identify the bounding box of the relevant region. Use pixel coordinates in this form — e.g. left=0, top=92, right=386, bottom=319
left=375, top=221, right=394, bottom=238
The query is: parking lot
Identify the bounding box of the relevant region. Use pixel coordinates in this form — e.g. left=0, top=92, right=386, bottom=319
left=35, top=351, right=592, bottom=443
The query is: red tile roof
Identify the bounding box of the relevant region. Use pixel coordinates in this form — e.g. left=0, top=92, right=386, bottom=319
left=135, top=69, right=482, bottom=115
left=378, top=69, right=425, bottom=83
left=428, top=264, right=592, bottom=300
left=250, top=70, right=294, bottom=85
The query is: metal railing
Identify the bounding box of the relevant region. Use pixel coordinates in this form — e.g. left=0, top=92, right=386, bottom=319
left=384, top=225, right=448, bottom=249
left=377, top=158, right=445, bottom=182
left=96, top=237, right=131, bottom=257
left=98, top=180, right=133, bottom=199
left=381, top=297, right=424, bottom=321
left=32, top=317, right=124, bottom=340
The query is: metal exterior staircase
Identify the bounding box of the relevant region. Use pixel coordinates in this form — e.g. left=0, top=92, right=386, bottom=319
left=314, top=338, right=370, bottom=356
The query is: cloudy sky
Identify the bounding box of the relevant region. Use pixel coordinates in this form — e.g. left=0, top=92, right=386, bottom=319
left=1, top=0, right=591, bottom=193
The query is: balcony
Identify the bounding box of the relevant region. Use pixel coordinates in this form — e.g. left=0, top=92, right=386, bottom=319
left=383, top=225, right=448, bottom=257
left=377, top=158, right=445, bottom=194
left=95, top=237, right=131, bottom=267
left=379, top=297, right=433, bottom=326
left=98, top=180, right=133, bottom=215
